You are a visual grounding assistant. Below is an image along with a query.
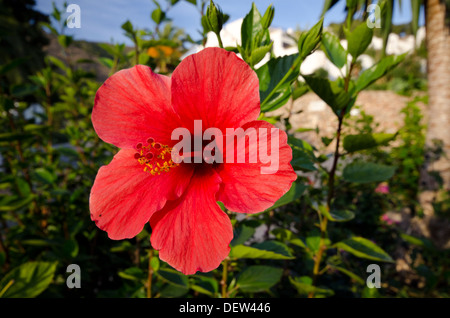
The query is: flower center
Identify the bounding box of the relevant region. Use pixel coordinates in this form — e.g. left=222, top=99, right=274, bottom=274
left=134, top=137, right=179, bottom=175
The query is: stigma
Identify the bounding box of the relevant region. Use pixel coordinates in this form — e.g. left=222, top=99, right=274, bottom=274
left=134, top=137, right=179, bottom=175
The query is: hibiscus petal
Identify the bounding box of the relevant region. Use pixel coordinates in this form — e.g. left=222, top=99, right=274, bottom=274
left=216, top=120, right=297, bottom=213
left=90, top=149, right=193, bottom=240
left=171, top=47, right=260, bottom=133
left=92, top=65, right=181, bottom=149
left=150, top=167, right=232, bottom=275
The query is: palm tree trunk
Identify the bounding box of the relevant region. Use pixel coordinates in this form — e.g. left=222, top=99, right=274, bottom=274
left=419, top=0, right=450, bottom=219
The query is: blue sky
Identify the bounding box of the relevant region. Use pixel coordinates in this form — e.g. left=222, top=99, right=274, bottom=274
left=35, top=0, right=424, bottom=45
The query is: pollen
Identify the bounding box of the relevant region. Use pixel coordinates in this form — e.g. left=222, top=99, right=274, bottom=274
left=134, top=137, right=179, bottom=175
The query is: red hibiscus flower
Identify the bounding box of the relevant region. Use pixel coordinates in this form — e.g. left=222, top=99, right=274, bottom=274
left=90, top=47, right=297, bottom=275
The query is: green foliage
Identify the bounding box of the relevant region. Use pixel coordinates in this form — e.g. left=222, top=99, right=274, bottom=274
left=0, top=262, right=57, bottom=298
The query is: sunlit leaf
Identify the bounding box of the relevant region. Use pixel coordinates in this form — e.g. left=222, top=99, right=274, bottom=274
left=335, top=237, right=394, bottom=262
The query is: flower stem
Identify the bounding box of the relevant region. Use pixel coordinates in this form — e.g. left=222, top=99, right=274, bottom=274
left=215, top=31, right=224, bottom=49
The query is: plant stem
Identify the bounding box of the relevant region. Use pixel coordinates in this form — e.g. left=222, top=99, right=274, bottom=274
left=308, top=62, right=353, bottom=298
left=215, top=31, right=224, bottom=49
left=147, top=249, right=154, bottom=298
left=221, top=258, right=228, bottom=298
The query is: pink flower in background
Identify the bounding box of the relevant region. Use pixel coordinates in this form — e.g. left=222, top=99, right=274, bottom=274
left=375, top=182, right=390, bottom=194
left=380, top=213, right=400, bottom=225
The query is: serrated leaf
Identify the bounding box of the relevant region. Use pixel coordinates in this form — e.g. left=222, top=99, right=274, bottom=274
left=237, top=266, right=282, bottom=293
left=343, top=162, right=396, bottom=183
left=335, top=237, right=394, bottom=262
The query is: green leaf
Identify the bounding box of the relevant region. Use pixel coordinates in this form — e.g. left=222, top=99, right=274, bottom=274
left=260, top=5, right=275, bottom=29
left=15, top=178, right=31, bottom=197
left=118, top=267, right=145, bottom=281
left=298, top=18, right=324, bottom=60
left=157, top=268, right=189, bottom=298
left=321, top=32, right=347, bottom=68
left=253, top=241, right=294, bottom=258
left=98, top=57, right=114, bottom=69
left=292, top=84, right=309, bottom=100
left=34, top=168, right=55, bottom=185
left=121, top=20, right=134, bottom=34
left=10, top=84, right=38, bottom=98
left=289, top=276, right=334, bottom=297
left=249, top=43, right=272, bottom=66
left=0, top=195, right=34, bottom=212
left=411, top=0, right=420, bottom=36
left=0, top=131, right=34, bottom=143
left=0, top=58, right=27, bottom=76
left=230, top=242, right=294, bottom=260
left=335, top=237, right=394, bottom=262
left=0, top=261, right=57, bottom=298
left=47, top=56, right=68, bottom=72
left=157, top=268, right=189, bottom=287
left=237, top=266, right=283, bottom=293
left=345, top=23, right=373, bottom=59
left=288, top=135, right=317, bottom=171
left=303, top=75, right=353, bottom=114
left=57, top=34, right=73, bottom=48
left=150, top=257, right=160, bottom=272
left=241, top=3, right=268, bottom=53
left=343, top=133, right=397, bottom=153
left=343, top=162, right=396, bottom=183
left=265, top=181, right=307, bottom=211
left=271, top=228, right=307, bottom=249
left=257, top=53, right=299, bottom=112
left=399, top=233, right=434, bottom=249
left=329, top=265, right=365, bottom=285
left=319, top=205, right=355, bottom=222
left=231, top=225, right=255, bottom=246
left=354, top=53, right=407, bottom=93
left=191, top=275, right=218, bottom=297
